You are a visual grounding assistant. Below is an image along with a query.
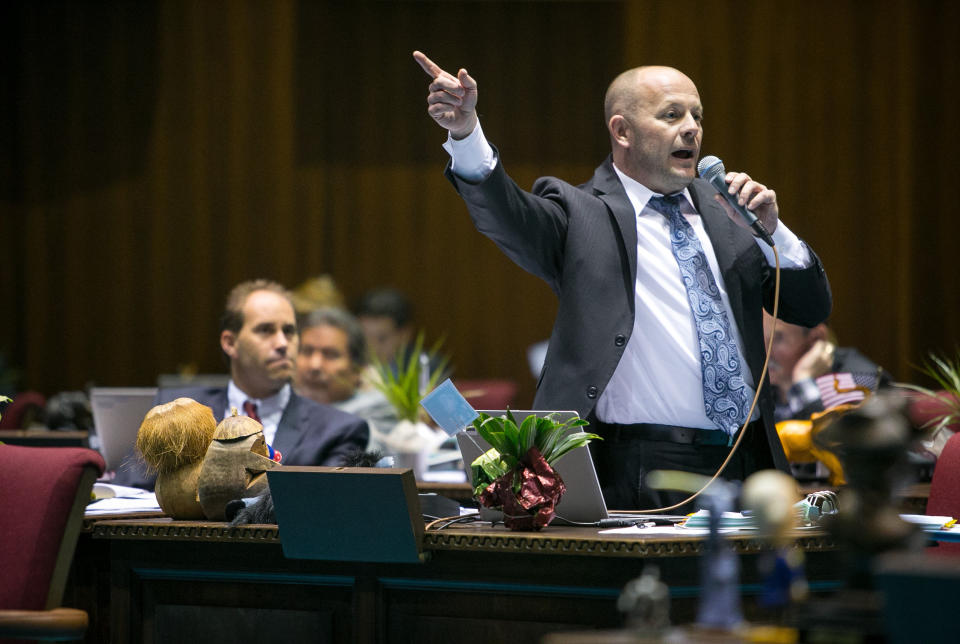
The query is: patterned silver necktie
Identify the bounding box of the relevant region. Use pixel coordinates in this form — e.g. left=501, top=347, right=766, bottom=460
left=647, top=194, right=750, bottom=436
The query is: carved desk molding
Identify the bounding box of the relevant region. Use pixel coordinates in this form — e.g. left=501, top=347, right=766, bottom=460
left=87, top=517, right=838, bottom=558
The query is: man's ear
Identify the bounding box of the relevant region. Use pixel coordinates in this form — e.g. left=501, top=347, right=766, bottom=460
left=221, top=330, right=238, bottom=359
left=608, top=115, right=631, bottom=148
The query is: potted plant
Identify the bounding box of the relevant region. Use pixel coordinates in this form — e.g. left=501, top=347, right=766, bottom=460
left=367, top=332, right=450, bottom=475
left=469, top=410, right=600, bottom=530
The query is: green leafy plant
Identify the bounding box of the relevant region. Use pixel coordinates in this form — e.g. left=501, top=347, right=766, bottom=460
left=901, top=350, right=960, bottom=436
left=469, top=410, right=600, bottom=496
left=367, top=331, right=450, bottom=423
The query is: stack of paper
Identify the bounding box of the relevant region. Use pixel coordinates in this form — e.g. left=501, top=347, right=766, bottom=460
left=682, top=510, right=755, bottom=529
left=900, top=514, right=956, bottom=531
left=85, top=483, right=161, bottom=516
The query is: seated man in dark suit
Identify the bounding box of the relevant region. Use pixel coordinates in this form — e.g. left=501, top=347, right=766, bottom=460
left=114, top=279, right=369, bottom=489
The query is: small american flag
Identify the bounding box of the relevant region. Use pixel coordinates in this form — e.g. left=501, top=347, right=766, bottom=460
left=815, top=372, right=877, bottom=409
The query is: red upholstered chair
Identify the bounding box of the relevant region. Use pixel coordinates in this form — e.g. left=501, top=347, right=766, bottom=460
left=0, top=445, right=105, bottom=641
left=454, top=379, right=519, bottom=411
left=908, top=390, right=960, bottom=433
left=0, top=391, right=47, bottom=430
left=927, top=431, right=960, bottom=555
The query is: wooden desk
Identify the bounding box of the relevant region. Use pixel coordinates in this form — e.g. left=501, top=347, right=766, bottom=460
left=66, top=517, right=842, bottom=644
left=416, top=480, right=473, bottom=503
left=0, top=429, right=89, bottom=447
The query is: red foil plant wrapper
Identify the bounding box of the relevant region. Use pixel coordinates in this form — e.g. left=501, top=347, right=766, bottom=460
left=478, top=447, right=566, bottom=530
left=469, top=411, right=599, bottom=531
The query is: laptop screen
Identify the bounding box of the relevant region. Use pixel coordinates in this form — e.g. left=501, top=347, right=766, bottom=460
left=90, top=387, right=157, bottom=471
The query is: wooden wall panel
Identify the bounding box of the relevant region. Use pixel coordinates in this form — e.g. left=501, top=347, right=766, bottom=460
left=1, top=0, right=957, bottom=408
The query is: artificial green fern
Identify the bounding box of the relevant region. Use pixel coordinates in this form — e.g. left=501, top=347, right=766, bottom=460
left=469, top=410, right=600, bottom=496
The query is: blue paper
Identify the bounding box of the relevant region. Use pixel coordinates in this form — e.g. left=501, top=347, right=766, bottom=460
left=420, top=378, right=479, bottom=435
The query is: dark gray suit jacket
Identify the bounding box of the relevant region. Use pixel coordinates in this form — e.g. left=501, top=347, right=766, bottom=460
left=446, top=154, right=832, bottom=471
left=113, top=386, right=369, bottom=489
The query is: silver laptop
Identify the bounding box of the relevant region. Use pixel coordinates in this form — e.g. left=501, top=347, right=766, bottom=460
left=90, top=387, right=158, bottom=471
left=456, top=410, right=610, bottom=525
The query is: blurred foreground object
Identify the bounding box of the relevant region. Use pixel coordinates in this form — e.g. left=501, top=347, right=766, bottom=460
left=796, top=392, right=925, bottom=640
left=814, top=392, right=926, bottom=559
left=618, top=565, right=670, bottom=634
left=742, top=470, right=808, bottom=616
left=694, top=478, right=743, bottom=632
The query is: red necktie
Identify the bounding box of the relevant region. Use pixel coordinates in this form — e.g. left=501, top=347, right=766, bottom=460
left=242, top=400, right=261, bottom=423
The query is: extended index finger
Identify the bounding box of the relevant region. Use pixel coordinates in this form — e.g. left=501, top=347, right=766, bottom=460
left=413, top=50, right=447, bottom=79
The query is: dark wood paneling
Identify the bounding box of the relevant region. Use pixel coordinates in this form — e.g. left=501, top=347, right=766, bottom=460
left=1, top=0, right=957, bottom=403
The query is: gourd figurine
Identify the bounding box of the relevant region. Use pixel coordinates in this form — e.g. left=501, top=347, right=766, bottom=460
left=197, top=408, right=280, bottom=520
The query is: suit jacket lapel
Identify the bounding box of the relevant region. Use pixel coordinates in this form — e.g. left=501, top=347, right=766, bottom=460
left=593, top=158, right=638, bottom=284
left=272, top=393, right=302, bottom=455
left=689, top=180, right=738, bottom=275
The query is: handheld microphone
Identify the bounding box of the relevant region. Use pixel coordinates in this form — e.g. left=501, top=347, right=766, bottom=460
left=697, top=155, right=775, bottom=247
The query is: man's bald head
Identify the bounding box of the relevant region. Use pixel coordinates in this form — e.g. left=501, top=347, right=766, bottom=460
left=604, top=66, right=695, bottom=123
left=604, top=67, right=644, bottom=123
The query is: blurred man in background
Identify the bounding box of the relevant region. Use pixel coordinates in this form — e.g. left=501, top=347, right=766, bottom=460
left=764, top=313, right=890, bottom=421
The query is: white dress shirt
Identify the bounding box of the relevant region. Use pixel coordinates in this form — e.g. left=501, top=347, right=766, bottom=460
left=226, top=381, right=290, bottom=446
left=444, top=122, right=812, bottom=428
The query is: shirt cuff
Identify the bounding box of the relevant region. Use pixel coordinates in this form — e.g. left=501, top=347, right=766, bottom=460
left=756, top=220, right=812, bottom=268
left=441, top=121, right=497, bottom=182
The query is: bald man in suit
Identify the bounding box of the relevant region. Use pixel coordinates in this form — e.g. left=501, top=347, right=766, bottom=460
left=414, top=52, right=831, bottom=511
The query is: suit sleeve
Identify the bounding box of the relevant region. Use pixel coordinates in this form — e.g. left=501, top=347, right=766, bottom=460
left=315, top=417, right=370, bottom=466
left=763, top=248, right=832, bottom=328
left=445, top=152, right=570, bottom=291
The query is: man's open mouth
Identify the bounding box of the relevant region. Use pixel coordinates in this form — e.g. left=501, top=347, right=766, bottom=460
left=672, top=150, right=694, bottom=159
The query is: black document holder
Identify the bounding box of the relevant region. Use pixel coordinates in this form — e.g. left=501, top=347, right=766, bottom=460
left=267, top=466, right=425, bottom=563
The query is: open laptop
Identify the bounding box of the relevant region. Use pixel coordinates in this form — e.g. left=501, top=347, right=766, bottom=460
left=456, top=410, right=612, bottom=526
left=89, top=387, right=157, bottom=471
